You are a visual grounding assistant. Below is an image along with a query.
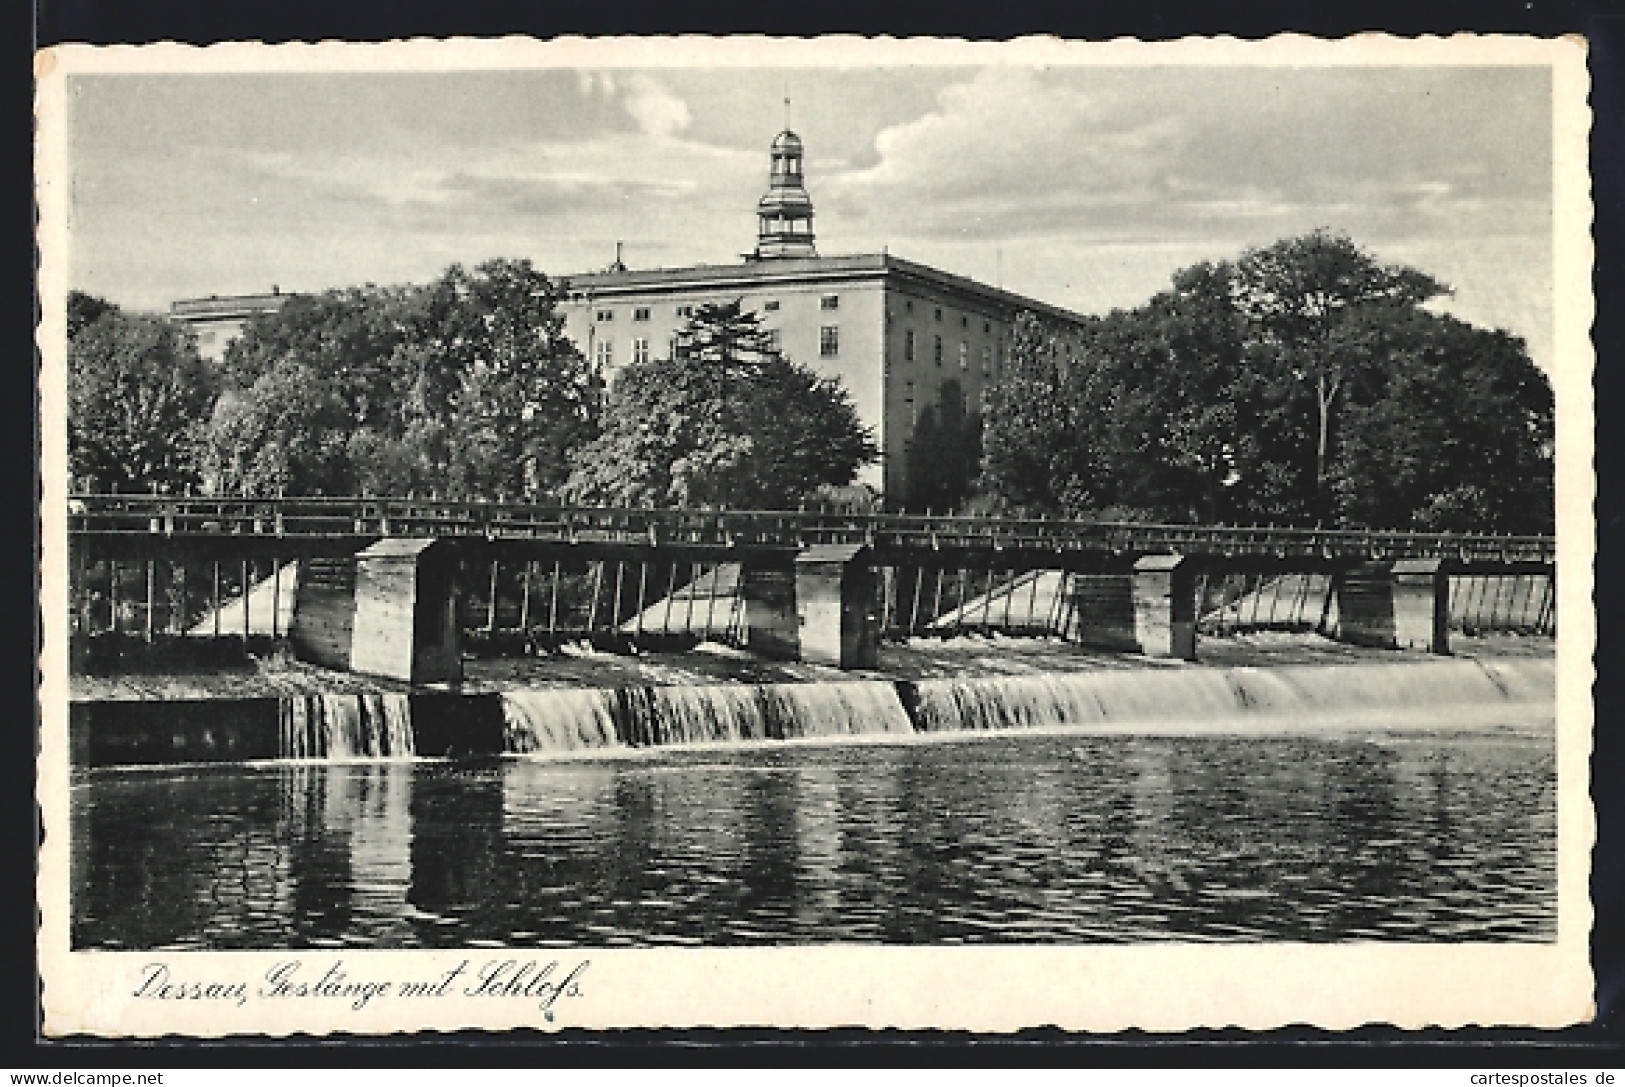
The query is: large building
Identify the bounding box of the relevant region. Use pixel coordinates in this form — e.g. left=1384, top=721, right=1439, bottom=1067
left=560, top=128, right=1094, bottom=505
left=169, top=289, right=294, bottom=363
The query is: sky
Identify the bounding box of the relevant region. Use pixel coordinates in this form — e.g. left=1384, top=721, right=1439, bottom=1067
left=65, top=63, right=1555, bottom=370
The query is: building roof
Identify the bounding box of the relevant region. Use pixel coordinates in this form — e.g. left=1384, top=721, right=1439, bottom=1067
left=170, top=292, right=293, bottom=322
left=562, top=252, right=1093, bottom=328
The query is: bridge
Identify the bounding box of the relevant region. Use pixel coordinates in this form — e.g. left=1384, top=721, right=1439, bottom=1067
left=69, top=494, right=1556, bottom=563
left=66, top=494, right=1557, bottom=678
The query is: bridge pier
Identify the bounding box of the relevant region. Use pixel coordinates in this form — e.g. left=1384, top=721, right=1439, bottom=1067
left=1066, top=554, right=1197, bottom=661
left=1332, top=559, right=1453, bottom=654
left=739, top=558, right=800, bottom=661
left=795, top=544, right=880, bottom=670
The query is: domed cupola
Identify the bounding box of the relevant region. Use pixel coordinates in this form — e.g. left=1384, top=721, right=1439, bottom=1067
left=753, top=127, right=817, bottom=260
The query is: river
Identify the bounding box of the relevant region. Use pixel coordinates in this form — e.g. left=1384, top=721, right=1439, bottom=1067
left=71, top=722, right=1554, bottom=949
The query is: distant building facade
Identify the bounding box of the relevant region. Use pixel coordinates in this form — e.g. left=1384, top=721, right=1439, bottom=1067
left=169, top=289, right=293, bottom=362
left=560, top=128, right=1093, bottom=505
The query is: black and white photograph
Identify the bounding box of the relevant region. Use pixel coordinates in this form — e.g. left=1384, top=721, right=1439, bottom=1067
left=35, top=35, right=1594, bottom=1035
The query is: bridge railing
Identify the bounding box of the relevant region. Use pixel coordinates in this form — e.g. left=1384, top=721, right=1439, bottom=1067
left=64, top=494, right=1557, bottom=563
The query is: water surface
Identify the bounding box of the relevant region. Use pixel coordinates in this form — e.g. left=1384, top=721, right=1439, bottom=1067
left=72, top=725, right=1555, bottom=949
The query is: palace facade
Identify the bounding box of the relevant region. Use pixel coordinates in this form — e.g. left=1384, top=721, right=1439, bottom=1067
left=559, top=128, right=1094, bottom=505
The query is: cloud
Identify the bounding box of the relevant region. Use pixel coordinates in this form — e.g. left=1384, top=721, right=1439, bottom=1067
left=622, top=74, right=691, bottom=138
left=827, top=68, right=1179, bottom=238
left=823, top=65, right=1551, bottom=257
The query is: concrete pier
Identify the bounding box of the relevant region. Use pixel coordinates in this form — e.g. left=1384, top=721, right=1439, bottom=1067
left=794, top=543, right=880, bottom=670
left=1334, top=559, right=1454, bottom=655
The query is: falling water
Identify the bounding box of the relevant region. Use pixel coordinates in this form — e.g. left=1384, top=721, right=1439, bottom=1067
left=908, top=658, right=1553, bottom=733
left=908, top=670, right=1243, bottom=732
left=279, top=693, right=415, bottom=759
left=500, top=679, right=915, bottom=752
left=502, top=688, right=621, bottom=753
left=619, top=685, right=771, bottom=746
left=1223, top=659, right=1554, bottom=713
left=759, top=681, right=915, bottom=739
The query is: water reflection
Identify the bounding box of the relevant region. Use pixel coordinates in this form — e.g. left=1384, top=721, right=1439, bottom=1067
left=72, top=727, right=1556, bottom=949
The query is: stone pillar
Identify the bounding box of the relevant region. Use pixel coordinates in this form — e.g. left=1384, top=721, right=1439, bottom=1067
left=1391, top=558, right=1453, bottom=654
left=795, top=543, right=880, bottom=669
left=739, top=558, right=800, bottom=661
left=1332, top=562, right=1397, bottom=649
left=349, top=538, right=462, bottom=684
left=289, top=556, right=357, bottom=670
left=1132, top=554, right=1197, bottom=660
left=1065, top=571, right=1142, bottom=653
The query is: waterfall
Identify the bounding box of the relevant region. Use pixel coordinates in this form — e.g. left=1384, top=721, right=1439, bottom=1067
left=909, top=670, right=1242, bottom=732
left=908, top=658, right=1554, bottom=733
left=493, top=658, right=1558, bottom=758
left=500, top=679, right=916, bottom=753
left=279, top=692, right=415, bottom=759
left=619, top=685, right=770, bottom=746
left=759, top=681, right=915, bottom=739
left=1223, top=660, right=1552, bottom=713
left=502, top=688, right=621, bottom=753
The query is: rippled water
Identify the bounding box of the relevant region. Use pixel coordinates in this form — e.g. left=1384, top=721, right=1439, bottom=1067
left=71, top=725, right=1555, bottom=949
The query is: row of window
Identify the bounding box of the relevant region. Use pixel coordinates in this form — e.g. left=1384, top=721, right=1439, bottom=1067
left=902, top=329, right=1000, bottom=374
left=902, top=298, right=994, bottom=334
left=593, top=295, right=837, bottom=323
left=593, top=326, right=839, bottom=367
left=899, top=380, right=992, bottom=428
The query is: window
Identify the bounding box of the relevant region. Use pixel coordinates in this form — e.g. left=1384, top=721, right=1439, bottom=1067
left=595, top=309, right=614, bottom=322
left=633, top=307, right=650, bottom=322
left=933, top=335, right=943, bottom=366
left=904, top=329, right=915, bottom=362
left=668, top=337, right=680, bottom=358
left=934, top=306, right=942, bottom=322
left=764, top=300, right=780, bottom=312
left=981, top=345, right=992, bottom=374
left=821, top=294, right=840, bottom=311
left=594, top=339, right=613, bottom=367
left=984, top=320, right=992, bottom=334
left=906, top=299, right=915, bottom=313
left=905, top=381, right=917, bottom=425
left=632, top=337, right=650, bottom=364
left=820, top=325, right=840, bottom=357
left=675, top=304, right=694, bottom=318
left=961, top=315, right=969, bottom=329
left=959, top=342, right=969, bottom=370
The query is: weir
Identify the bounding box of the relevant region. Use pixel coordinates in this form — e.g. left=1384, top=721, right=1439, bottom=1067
left=280, top=692, right=415, bottom=759
left=495, top=657, right=1556, bottom=754
left=73, top=655, right=1554, bottom=767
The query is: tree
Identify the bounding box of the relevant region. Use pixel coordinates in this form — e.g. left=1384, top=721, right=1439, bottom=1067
left=67, top=290, right=116, bottom=340
left=425, top=260, right=603, bottom=500
left=904, top=380, right=982, bottom=513
left=977, top=235, right=1551, bottom=533
left=978, top=312, right=1103, bottom=516
left=563, top=300, right=876, bottom=508
left=202, top=260, right=601, bottom=499
left=1232, top=229, right=1447, bottom=522
left=1328, top=312, right=1553, bottom=533
left=68, top=297, right=215, bottom=493
left=196, top=360, right=354, bottom=496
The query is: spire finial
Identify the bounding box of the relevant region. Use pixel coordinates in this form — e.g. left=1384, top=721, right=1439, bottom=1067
left=784, top=93, right=791, bottom=131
